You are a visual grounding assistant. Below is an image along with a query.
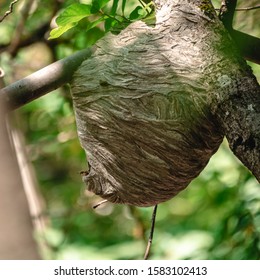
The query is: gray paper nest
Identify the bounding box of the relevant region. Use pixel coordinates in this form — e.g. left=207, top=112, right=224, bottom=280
left=71, top=18, right=222, bottom=207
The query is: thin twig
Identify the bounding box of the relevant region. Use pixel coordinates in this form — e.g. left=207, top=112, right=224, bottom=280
left=8, top=0, right=35, bottom=56
left=235, top=5, right=260, bottom=11
left=0, top=0, right=19, bottom=23
left=0, top=68, right=5, bottom=78
left=138, top=0, right=155, bottom=15
left=216, top=5, right=260, bottom=12
left=93, top=199, right=108, bottom=209
left=144, top=204, right=158, bottom=260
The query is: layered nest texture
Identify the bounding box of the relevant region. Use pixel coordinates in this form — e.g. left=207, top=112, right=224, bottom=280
left=71, top=10, right=223, bottom=206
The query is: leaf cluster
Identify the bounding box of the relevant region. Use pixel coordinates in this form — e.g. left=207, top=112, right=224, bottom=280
left=49, top=0, right=154, bottom=40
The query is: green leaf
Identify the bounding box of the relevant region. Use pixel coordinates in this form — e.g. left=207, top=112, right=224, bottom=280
left=129, top=6, right=146, bottom=21
left=104, top=17, right=119, bottom=32
left=56, top=4, right=92, bottom=26
left=122, top=0, right=127, bottom=15
left=95, top=0, right=111, bottom=9
left=49, top=22, right=78, bottom=39
left=86, top=16, right=105, bottom=32
left=49, top=4, right=93, bottom=39
left=91, top=0, right=111, bottom=13
left=111, top=0, right=119, bottom=16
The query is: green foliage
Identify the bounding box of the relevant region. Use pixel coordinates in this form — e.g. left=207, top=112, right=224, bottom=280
left=49, top=4, right=94, bottom=39
left=49, top=0, right=154, bottom=40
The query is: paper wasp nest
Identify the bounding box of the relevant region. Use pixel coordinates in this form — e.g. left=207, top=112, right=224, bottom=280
left=71, top=5, right=223, bottom=206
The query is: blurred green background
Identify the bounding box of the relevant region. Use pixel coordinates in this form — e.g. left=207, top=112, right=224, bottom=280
left=0, top=0, right=260, bottom=259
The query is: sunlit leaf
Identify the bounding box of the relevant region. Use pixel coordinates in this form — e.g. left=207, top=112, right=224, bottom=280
left=49, top=4, right=93, bottom=39
left=56, top=4, right=93, bottom=26
left=49, top=22, right=78, bottom=39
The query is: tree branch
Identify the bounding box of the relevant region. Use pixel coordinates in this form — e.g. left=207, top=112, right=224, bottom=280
left=217, top=5, right=260, bottom=12
left=235, top=5, right=260, bottom=11
left=219, top=0, right=237, bottom=30
left=0, top=23, right=50, bottom=54
left=218, top=0, right=260, bottom=64
left=0, top=0, right=19, bottom=23
left=0, top=48, right=94, bottom=110
left=230, top=30, right=260, bottom=65
left=8, top=0, right=35, bottom=56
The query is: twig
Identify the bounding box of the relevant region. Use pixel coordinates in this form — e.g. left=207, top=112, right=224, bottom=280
left=229, top=29, right=260, bottom=64
left=216, top=5, right=260, bottom=12
left=235, top=5, right=260, bottom=11
left=218, top=0, right=260, bottom=64
left=0, top=0, right=19, bottom=23
left=0, top=68, right=5, bottom=78
left=138, top=0, right=146, bottom=9
left=144, top=204, right=158, bottom=260
left=93, top=199, right=108, bottom=209
left=8, top=0, right=35, bottom=56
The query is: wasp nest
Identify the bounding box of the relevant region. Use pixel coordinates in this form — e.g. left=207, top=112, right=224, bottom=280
left=71, top=1, right=223, bottom=206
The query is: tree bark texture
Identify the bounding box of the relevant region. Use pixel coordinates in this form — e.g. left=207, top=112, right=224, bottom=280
left=71, top=0, right=259, bottom=207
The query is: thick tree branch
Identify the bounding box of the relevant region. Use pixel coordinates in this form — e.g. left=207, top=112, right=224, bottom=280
left=0, top=48, right=94, bottom=110
left=219, top=0, right=237, bottom=30
left=218, top=0, right=260, bottom=64
left=230, top=30, right=260, bottom=65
